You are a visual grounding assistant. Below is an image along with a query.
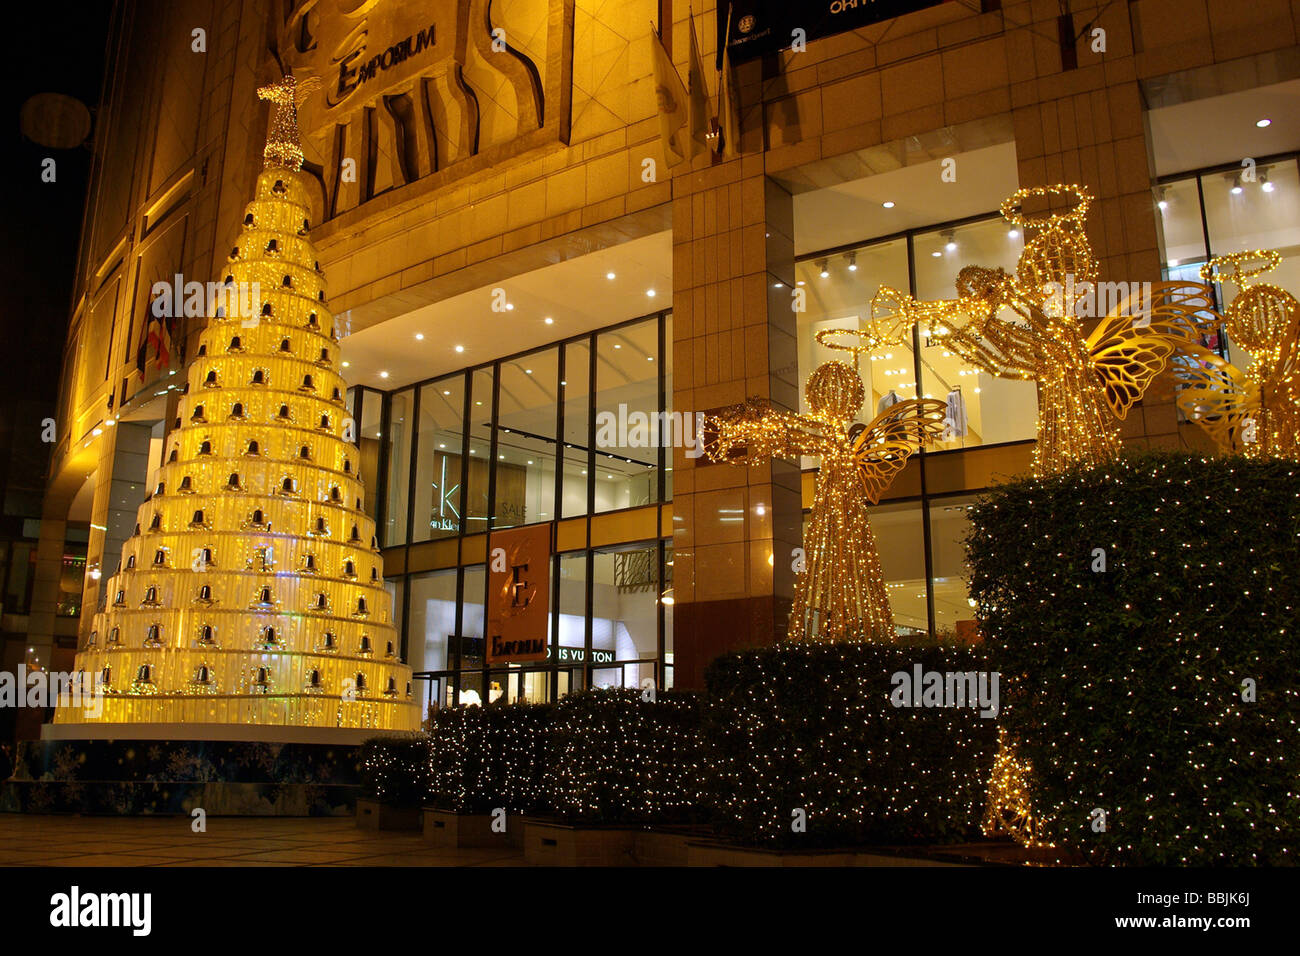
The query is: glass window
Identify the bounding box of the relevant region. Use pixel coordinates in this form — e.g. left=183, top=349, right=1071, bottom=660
left=357, top=387, right=383, bottom=526
left=864, top=500, right=929, bottom=638
left=797, top=238, right=910, bottom=461
left=413, top=376, right=465, bottom=541
left=466, top=368, right=494, bottom=534
left=553, top=551, right=588, bottom=676
left=1156, top=177, right=1208, bottom=275
left=381, top=388, right=413, bottom=545
left=561, top=339, right=590, bottom=518
left=927, top=496, right=980, bottom=642
left=594, top=320, right=659, bottom=512
left=496, top=347, right=559, bottom=528
left=1202, top=158, right=1300, bottom=265
left=457, top=565, right=486, bottom=704
left=913, top=218, right=1036, bottom=451
left=407, top=568, right=458, bottom=674
left=591, top=545, right=658, bottom=689
left=662, top=313, right=673, bottom=501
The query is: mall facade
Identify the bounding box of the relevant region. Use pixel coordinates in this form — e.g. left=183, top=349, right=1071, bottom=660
left=23, top=0, right=1300, bottom=720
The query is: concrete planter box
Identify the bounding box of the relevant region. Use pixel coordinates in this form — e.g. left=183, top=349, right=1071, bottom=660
left=355, top=798, right=422, bottom=831
left=423, top=808, right=522, bottom=848
left=522, top=820, right=693, bottom=866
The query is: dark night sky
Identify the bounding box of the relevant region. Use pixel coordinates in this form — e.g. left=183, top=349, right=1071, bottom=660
left=3, top=2, right=112, bottom=405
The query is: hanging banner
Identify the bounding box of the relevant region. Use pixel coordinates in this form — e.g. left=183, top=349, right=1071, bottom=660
left=487, top=523, right=551, bottom=664
left=719, top=0, right=949, bottom=63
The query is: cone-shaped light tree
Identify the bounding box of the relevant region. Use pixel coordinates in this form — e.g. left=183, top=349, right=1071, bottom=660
left=54, top=75, right=420, bottom=737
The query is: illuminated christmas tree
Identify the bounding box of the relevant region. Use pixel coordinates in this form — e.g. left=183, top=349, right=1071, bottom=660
left=54, top=75, right=420, bottom=738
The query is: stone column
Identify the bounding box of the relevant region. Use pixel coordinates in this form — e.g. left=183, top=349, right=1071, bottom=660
left=670, top=157, right=802, bottom=689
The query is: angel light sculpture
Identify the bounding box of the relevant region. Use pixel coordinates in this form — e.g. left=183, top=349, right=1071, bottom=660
left=707, top=329, right=945, bottom=642
left=872, top=185, right=1219, bottom=476
left=1173, top=250, right=1300, bottom=459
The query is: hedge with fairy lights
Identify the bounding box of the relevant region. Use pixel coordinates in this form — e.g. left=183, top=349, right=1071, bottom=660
left=359, top=735, right=432, bottom=808
left=544, top=689, right=705, bottom=824
left=967, top=452, right=1300, bottom=865
left=704, top=642, right=998, bottom=847
left=427, top=701, right=553, bottom=813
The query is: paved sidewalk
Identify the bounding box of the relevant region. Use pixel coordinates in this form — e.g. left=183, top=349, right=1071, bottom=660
left=0, top=814, right=528, bottom=867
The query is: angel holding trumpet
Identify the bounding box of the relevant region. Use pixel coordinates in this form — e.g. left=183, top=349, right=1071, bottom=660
left=707, top=328, right=946, bottom=642
left=871, top=185, right=1220, bottom=477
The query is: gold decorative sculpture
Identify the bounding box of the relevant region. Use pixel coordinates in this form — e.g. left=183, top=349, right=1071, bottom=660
left=1173, top=250, right=1300, bottom=458
left=872, top=185, right=1219, bottom=476
left=708, top=329, right=945, bottom=641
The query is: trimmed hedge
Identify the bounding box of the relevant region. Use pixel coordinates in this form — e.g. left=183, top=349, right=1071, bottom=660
left=703, top=642, right=999, bottom=848
left=359, top=735, right=432, bottom=808
left=367, top=689, right=706, bottom=823
left=545, top=690, right=704, bottom=824
left=428, top=702, right=553, bottom=813
left=967, top=452, right=1300, bottom=865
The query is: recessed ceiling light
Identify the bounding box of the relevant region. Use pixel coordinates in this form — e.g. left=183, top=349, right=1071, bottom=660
left=525, top=368, right=532, bottom=374
left=341, top=361, right=350, bottom=367
left=606, top=271, right=616, bottom=280
left=415, top=333, right=424, bottom=340
left=613, top=344, right=621, bottom=349
left=544, top=316, right=553, bottom=324
left=1008, top=228, right=1020, bottom=239
left=647, top=356, right=654, bottom=361
left=931, top=251, right=942, bottom=258
left=646, top=289, right=656, bottom=297
left=773, top=281, right=783, bottom=288
left=439, top=443, right=446, bottom=449
left=1257, top=118, right=1272, bottom=128
left=443, top=390, right=450, bottom=395
left=882, top=201, right=895, bottom=209
left=528, top=460, right=534, bottom=465
left=796, top=280, right=805, bottom=286
left=475, top=400, right=482, bottom=406
left=379, top=371, right=389, bottom=379
left=455, top=345, right=464, bottom=352
left=505, top=303, right=514, bottom=310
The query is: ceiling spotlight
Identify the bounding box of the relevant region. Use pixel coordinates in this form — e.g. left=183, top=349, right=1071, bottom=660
left=846, top=252, right=857, bottom=272
left=1261, top=173, right=1274, bottom=193
left=1008, top=228, right=1020, bottom=239
left=455, top=345, right=464, bottom=352
left=1256, top=118, right=1272, bottom=128
left=1230, top=174, right=1243, bottom=195
left=544, top=316, right=553, bottom=324
left=525, top=368, right=533, bottom=374
left=443, top=390, right=450, bottom=395
left=818, top=259, right=829, bottom=278
left=414, top=333, right=424, bottom=340
left=646, top=289, right=656, bottom=297
left=773, top=281, right=784, bottom=288
left=613, top=343, right=621, bottom=349
left=341, top=361, right=350, bottom=368
left=379, top=371, right=389, bottom=379
left=931, top=251, right=942, bottom=258
left=944, top=232, right=957, bottom=252
left=505, top=302, right=514, bottom=310
left=882, top=200, right=895, bottom=209
left=606, top=271, right=616, bottom=280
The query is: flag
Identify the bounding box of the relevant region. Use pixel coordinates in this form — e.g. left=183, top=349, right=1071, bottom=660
left=687, top=10, right=711, bottom=156
left=649, top=23, right=690, bottom=168
left=717, top=7, right=741, bottom=158
left=135, top=294, right=176, bottom=380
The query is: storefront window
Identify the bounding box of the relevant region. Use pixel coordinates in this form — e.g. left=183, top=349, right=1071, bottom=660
left=381, top=388, right=413, bottom=545
left=407, top=568, right=457, bottom=675
left=496, top=347, right=559, bottom=528
left=356, top=387, right=382, bottom=526
left=457, top=565, right=486, bottom=704
left=413, top=375, right=465, bottom=541
left=466, top=368, right=494, bottom=533
left=594, top=319, right=659, bottom=512
left=561, top=339, right=590, bottom=518
left=591, top=544, right=659, bottom=689
left=927, top=496, right=979, bottom=641
left=865, top=500, right=929, bottom=638
left=913, top=218, right=1036, bottom=450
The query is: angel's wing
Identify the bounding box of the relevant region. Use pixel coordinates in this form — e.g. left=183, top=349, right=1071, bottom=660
left=1084, top=282, right=1223, bottom=419
left=851, top=398, right=947, bottom=503
left=707, top=399, right=826, bottom=464
left=1172, top=346, right=1258, bottom=453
